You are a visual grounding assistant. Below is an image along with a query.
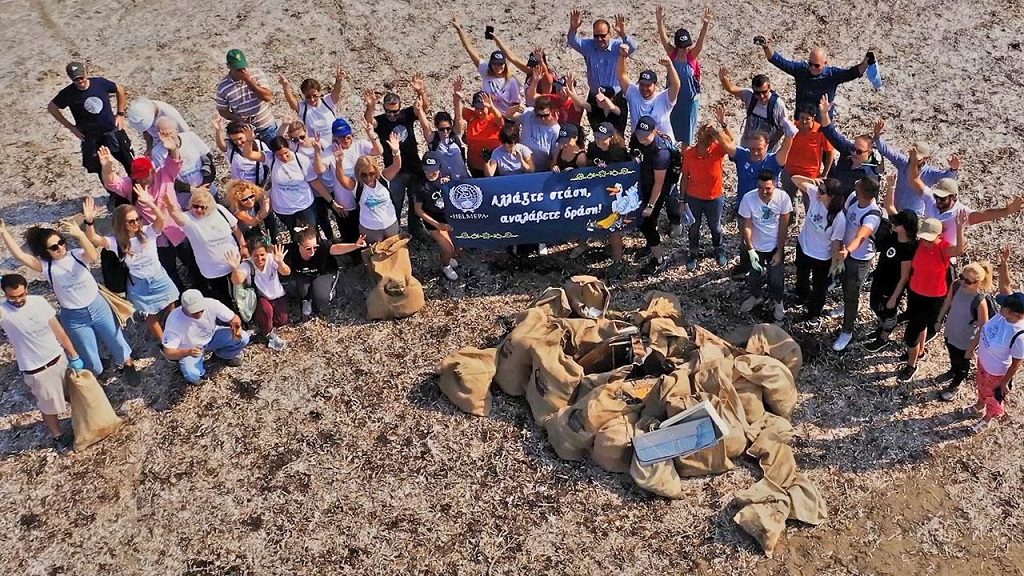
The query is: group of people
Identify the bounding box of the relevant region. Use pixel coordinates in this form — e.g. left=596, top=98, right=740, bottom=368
left=2, top=8, right=1023, bottom=452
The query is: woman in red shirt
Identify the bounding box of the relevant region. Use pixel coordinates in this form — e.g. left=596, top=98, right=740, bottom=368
left=454, top=77, right=504, bottom=178
left=898, top=212, right=967, bottom=382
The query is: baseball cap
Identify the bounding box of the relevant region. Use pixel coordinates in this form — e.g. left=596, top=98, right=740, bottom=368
left=595, top=122, right=616, bottom=141
left=126, top=97, right=156, bottom=133
left=557, top=124, right=579, bottom=141
left=226, top=49, right=248, bottom=70
left=66, top=62, right=86, bottom=80
left=996, top=292, right=1024, bottom=314
left=912, top=141, right=932, bottom=159
left=634, top=116, right=657, bottom=139
left=674, top=28, right=694, bottom=48
left=422, top=151, right=441, bottom=172
left=181, top=289, right=206, bottom=314
left=130, top=157, right=154, bottom=180
left=917, top=218, right=942, bottom=242
left=638, top=70, right=658, bottom=85
left=489, top=51, right=506, bottom=64
left=931, top=178, right=959, bottom=198
left=331, top=118, right=353, bottom=138
left=551, top=77, right=566, bottom=92
left=382, top=92, right=401, bottom=107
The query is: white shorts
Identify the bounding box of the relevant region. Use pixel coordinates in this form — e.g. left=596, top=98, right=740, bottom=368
left=23, top=356, right=69, bottom=415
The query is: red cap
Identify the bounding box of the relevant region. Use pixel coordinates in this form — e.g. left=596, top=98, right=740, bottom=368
left=130, top=157, right=154, bottom=180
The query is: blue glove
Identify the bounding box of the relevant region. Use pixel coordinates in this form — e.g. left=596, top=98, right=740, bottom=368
left=748, top=249, right=764, bottom=274
left=68, top=356, right=85, bottom=371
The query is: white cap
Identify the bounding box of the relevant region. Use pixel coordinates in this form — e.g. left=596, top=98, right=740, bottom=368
left=180, top=289, right=206, bottom=314
left=126, top=97, right=156, bottom=133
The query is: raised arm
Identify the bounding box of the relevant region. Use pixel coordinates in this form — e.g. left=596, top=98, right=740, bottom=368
left=818, top=96, right=856, bottom=154
left=59, top=221, right=98, bottom=264
left=236, top=125, right=267, bottom=162
left=329, top=235, right=368, bottom=256
left=80, top=197, right=111, bottom=250
left=492, top=34, right=529, bottom=74
left=453, top=77, right=466, bottom=135
left=451, top=17, right=483, bottom=67
left=414, top=93, right=434, bottom=143
left=718, top=68, right=744, bottom=98
left=617, top=44, right=631, bottom=93
left=331, top=65, right=344, bottom=105
left=381, top=133, right=403, bottom=180
left=946, top=210, right=968, bottom=258
left=567, top=9, right=584, bottom=53
left=411, top=73, right=430, bottom=115
left=775, top=130, right=795, bottom=166
left=212, top=116, right=228, bottom=153
left=690, top=8, right=713, bottom=58
left=362, top=89, right=378, bottom=128
left=0, top=220, right=43, bottom=272
left=564, top=76, right=593, bottom=112
left=882, top=174, right=898, bottom=216
left=654, top=6, right=675, bottom=55
left=998, top=245, right=1013, bottom=296
left=161, top=190, right=188, bottom=227
left=907, top=147, right=927, bottom=194
left=97, top=146, right=121, bottom=190
left=226, top=249, right=247, bottom=285
left=662, top=57, right=681, bottom=105
left=969, top=196, right=1024, bottom=226
left=711, top=104, right=738, bottom=157
left=277, top=73, right=300, bottom=113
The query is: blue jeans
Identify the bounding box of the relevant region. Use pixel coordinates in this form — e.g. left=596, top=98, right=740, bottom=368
left=670, top=96, right=700, bottom=147
left=59, top=294, right=132, bottom=376
left=179, top=327, right=250, bottom=383
left=684, top=195, right=724, bottom=253
left=276, top=203, right=319, bottom=243
left=255, top=123, right=279, bottom=147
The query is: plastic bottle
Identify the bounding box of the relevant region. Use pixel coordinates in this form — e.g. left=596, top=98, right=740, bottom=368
left=867, top=63, right=884, bottom=91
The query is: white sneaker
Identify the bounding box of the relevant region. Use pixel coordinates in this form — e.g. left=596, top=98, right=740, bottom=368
left=448, top=257, right=459, bottom=269
left=538, top=244, right=549, bottom=255
left=828, top=305, right=845, bottom=319
left=267, top=331, right=287, bottom=351
left=301, top=299, right=313, bottom=317
left=670, top=224, right=683, bottom=238
left=740, top=296, right=764, bottom=313
left=773, top=302, right=785, bottom=322
left=832, top=331, right=854, bottom=351
left=442, top=265, right=459, bottom=281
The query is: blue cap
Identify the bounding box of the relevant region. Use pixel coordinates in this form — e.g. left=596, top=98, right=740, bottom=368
left=996, top=292, right=1024, bottom=314
left=332, top=118, right=353, bottom=138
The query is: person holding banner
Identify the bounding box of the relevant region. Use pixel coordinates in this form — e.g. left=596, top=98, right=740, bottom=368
left=634, top=115, right=676, bottom=274
left=414, top=152, right=460, bottom=281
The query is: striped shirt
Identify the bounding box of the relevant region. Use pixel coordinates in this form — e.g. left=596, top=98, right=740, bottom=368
left=215, top=68, right=275, bottom=129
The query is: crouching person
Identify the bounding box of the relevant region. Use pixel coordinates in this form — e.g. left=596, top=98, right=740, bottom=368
left=284, top=227, right=367, bottom=318
left=161, top=289, right=249, bottom=383
left=0, top=274, right=85, bottom=452
left=228, top=239, right=291, bottom=351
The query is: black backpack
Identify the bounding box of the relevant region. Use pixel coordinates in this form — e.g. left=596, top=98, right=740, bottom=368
left=100, top=248, right=130, bottom=294
left=656, top=134, right=683, bottom=181
left=229, top=142, right=267, bottom=186
left=745, top=92, right=781, bottom=133
left=952, top=281, right=1000, bottom=326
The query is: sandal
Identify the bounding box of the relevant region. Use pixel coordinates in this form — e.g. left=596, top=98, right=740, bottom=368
left=969, top=419, right=995, bottom=434
left=958, top=404, right=984, bottom=417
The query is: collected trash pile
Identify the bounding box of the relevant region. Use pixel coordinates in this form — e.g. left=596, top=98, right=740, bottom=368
left=438, top=275, right=827, bottom=556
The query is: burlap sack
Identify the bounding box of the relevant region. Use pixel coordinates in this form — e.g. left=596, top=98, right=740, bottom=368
left=563, top=275, right=611, bottom=319
left=495, top=309, right=557, bottom=397
left=732, top=355, right=798, bottom=420
left=524, top=330, right=584, bottom=424
left=629, top=291, right=685, bottom=328
left=675, top=440, right=736, bottom=477
left=577, top=365, right=633, bottom=399
left=692, top=325, right=742, bottom=358
left=577, top=379, right=653, bottom=434
left=545, top=406, right=594, bottom=461
left=553, top=318, right=631, bottom=358
left=692, top=354, right=735, bottom=398
left=66, top=369, right=123, bottom=451
left=630, top=445, right=686, bottom=499
left=646, top=318, right=690, bottom=359
left=592, top=412, right=638, bottom=473
left=530, top=287, right=573, bottom=318
left=438, top=347, right=497, bottom=417
left=745, top=324, right=803, bottom=380
left=640, top=366, right=693, bottom=420
left=365, top=234, right=425, bottom=320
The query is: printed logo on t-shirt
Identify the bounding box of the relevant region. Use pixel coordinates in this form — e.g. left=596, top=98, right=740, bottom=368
left=759, top=205, right=774, bottom=221
left=432, top=190, right=445, bottom=210
left=885, top=247, right=896, bottom=258
left=392, top=125, right=408, bottom=143
left=84, top=96, right=104, bottom=114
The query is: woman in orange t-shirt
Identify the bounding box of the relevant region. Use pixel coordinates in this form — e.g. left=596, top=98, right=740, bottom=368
left=680, top=114, right=733, bottom=270
left=454, top=77, right=504, bottom=178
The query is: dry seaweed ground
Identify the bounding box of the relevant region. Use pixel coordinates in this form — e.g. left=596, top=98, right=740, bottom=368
left=2, top=0, right=1024, bottom=574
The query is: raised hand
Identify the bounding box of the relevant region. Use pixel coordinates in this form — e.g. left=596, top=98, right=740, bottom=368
left=335, top=65, right=345, bottom=82
left=411, top=72, right=426, bottom=93
left=212, top=116, right=223, bottom=133
left=82, top=196, right=97, bottom=222
left=702, top=7, right=713, bottom=25
left=277, top=72, right=290, bottom=87
left=133, top=184, right=154, bottom=205
left=361, top=119, right=375, bottom=137
left=1001, top=244, right=1010, bottom=265
left=242, top=123, right=256, bottom=141
left=159, top=130, right=179, bottom=151
left=453, top=76, right=465, bottom=100
left=818, top=94, right=831, bottom=111
left=568, top=9, right=583, bottom=31
left=873, top=119, right=885, bottom=139
left=450, top=15, right=463, bottom=31
left=363, top=89, right=379, bottom=108
left=659, top=56, right=672, bottom=68
left=58, top=220, right=83, bottom=239
left=480, top=92, right=494, bottom=108
left=1007, top=196, right=1024, bottom=214
left=272, top=244, right=287, bottom=265
left=948, top=154, right=962, bottom=171
left=97, top=146, right=114, bottom=166
left=955, top=209, right=969, bottom=229
left=618, top=43, right=630, bottom=57
left=655, top=5, right=665, bottom=25
left=355, top=234, right=368, bottom=248
left=387, top=131, right=401, bottom=150
left=614, top=14, right=627, bottom=37
left=224, top=248, right=242, bottom=269
left=713, top=103, right=727, bottom=125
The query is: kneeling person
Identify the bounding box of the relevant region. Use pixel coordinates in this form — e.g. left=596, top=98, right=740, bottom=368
left=739, top=170, right=793, bottom=321
left=162, top=289, right=249, bottom=383
left=284, top=227, right=367, bottom=317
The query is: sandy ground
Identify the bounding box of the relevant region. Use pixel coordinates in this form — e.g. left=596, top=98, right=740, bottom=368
left=2, top=0, right=1024, bottom=573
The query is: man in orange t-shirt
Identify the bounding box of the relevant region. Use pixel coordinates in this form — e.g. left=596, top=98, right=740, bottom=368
left=680, top=115, right=734, bottom=270
left=782, top=103, right=838, bottom=210
left=456, top=83, right=505, bottom=177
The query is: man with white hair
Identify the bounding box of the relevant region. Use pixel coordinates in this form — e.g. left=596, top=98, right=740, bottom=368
left=126, top=97, right=191, bottom=154
left=149, top=117, right=215, bottom=198
left=872, top=119, right=959, bottom=216
left=756, top=37, right=870, bottom=119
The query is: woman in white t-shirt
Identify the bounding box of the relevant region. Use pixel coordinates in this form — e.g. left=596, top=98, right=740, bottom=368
left=279, top=67, right=343, bottom=150
left=214, top=118, right=270, bottom=187
left=485, top=123, right=534, bottom=176
left=330, top=117, right=383, bottom=246
left=452, top=18, right=522, bottom=115
left=284, top=120, right=337, bottom=242
left=792, top=176, right=847, bottom=321
left=82, top=192, right=179, bottom=341
left=164, top=188, right=246, bottom=308
left=352, top=133, right=403, bottom=243
left=0, top=219, right=137, bottom=380
left=228, top=238, right=292, bottom=351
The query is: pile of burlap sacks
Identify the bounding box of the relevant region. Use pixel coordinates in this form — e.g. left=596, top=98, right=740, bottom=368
left=438, top=275, right=827, bottom=556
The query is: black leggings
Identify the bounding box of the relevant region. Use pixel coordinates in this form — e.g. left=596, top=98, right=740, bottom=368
left=640, top=184, right=673, bottom=248
left=794, top=242, right=831, bottom=317
left=945, top=340, right=972, bottom=385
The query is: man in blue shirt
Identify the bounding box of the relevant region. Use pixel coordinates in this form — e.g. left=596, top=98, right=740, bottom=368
left=818, top=96, right=884, bottom=197
left=756, top=37, right=869, bottom=119
left=567, top=10, right=637, bottom=131
left=48, top=61, right=134, bottom=193
left=872, top=119, right=960, bottom=216
left=714, top=105, right=794, bottom=279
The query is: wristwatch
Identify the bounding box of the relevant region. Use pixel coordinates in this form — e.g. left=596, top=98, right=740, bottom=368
left=116, top=111, right=125, bottom=117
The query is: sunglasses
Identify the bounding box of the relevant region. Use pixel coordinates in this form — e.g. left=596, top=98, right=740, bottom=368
left=960, top=274, right=978, bottom=285
left=359, top=172, right=378, bottom=178
left=191, top=205, right=209, bottom=211
left=290, top=135, right=306, bottom=143
left=47, top=238, right=67, bottom=252
left=937, top=195, right=956, bottom=203
left=536, top=112, right=551, bottom=118
left=854, top=147, right=872, bottom=155
left=754, top=89, right=770, bottom=95
left=437, top=126, right=452, bottom=132
left=594, top=33, right=609, bottom=39
left=384, top=109, right=400, bottom=116
left=126, top=217, right=142, bottom=225
left=809, top=62, right=825, bottom=69
left=240, top=195, right=256, bottom=202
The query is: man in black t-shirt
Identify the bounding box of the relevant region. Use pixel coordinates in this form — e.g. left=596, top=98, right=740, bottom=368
left=284, top=228, right=365, bottom=317
left=365, top=77, right=429, bottom=238
left=47, top=61, right=134, bottom=187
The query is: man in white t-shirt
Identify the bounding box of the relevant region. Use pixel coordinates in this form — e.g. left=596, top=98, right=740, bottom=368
left=919, top=177, right=1024, bottom=247
left=510, top=95, right=561, bottom=171
left=150, top=118, right=214, bottom=199
left=126, top=96, right=191, bottom=153
left=833, top=177, right=884, bottom=351
left=0, top=274, right=84, bottom=452
left=738, top=170, right=792, bottom=321
left=162, top=290, right=249, bottom=383
left=617, top=45, right=681, bottom=144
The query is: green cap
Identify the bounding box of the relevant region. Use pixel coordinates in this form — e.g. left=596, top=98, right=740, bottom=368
left=226, top=49, right=248, bottom=70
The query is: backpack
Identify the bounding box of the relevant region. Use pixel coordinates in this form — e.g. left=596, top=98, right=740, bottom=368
left=845, top=195, right=883, bottom=237
left=229, top=142, right=267, bottom=186
left=745, top=92, right=781, bottom=134
left=232, top=260, right=258, bottom=323
left=100, top=247, right=130, bottom=294
left=952, top=281, right=1000, bottom=326
left=655, top=134, right=682, bottom=181
left=300, top=98, right=334, bottom=126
